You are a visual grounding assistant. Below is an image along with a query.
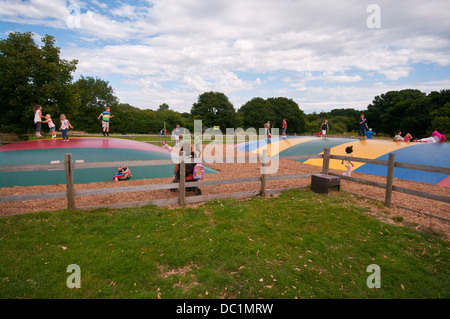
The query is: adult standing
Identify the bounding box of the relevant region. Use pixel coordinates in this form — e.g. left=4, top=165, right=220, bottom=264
left=358, top=114, right=369, bottom=140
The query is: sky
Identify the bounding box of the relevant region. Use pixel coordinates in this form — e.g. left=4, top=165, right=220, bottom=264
left=1, top=0, right=450, bottom=114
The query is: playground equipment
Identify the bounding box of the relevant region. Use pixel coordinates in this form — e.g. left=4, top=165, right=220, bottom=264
left=236, top=136, right=450, bottom=187
left=0, top=138, right=216, bottom=187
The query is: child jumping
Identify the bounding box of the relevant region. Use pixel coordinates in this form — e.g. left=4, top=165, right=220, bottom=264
left=320, top=119, right=329, bottom=138
left=33, top=105, right=46, bottom=138
left=59, top=114, right=74, bottom=142
left=98, top=107, right=114, bottom=137
left=44, top=114, right=57, bottom=138
left=282, top=119, right=287, bottom=138
left=342, top=146, right=354, bottom=176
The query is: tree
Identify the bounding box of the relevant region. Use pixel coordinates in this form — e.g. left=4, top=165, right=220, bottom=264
left=237, top=97, right=275, bottom=130
left=237, top=97, right=306, bottom=133
left=266, top=97, right=306, bottom=134
left=74, top=76, right=119, bottom=132
left=158, top=103, right=170, bottom=112
left=0, top=32, right=78, bottom=133
left=366, top=89, right=434, bottom=137
left=191, top=92, right=237, bottom=130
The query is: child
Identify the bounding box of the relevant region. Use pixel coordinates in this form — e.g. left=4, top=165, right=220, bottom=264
left=33, top=105, right=46, bottom=137
left=413, top=128, right=446, bottom=143
left=44, top=114, right=57, bottom=138
left=366, top=128, right=376, bottom=139
left=282, top=119, right=287, bottom=138
left=113, top=166, right=132, bottom=181
left=341, top=146, right=354, bottom=176
left=161, top=140, right=172, bottom=151
left=59, top=114, right=74, bottom=142
left=98, top=107, right=114, bottom=137
left=264, top=121, right=271, bottom=138
left=393, top=130, right=412, bottom=142
left=320, top=119, right=329, bottom=138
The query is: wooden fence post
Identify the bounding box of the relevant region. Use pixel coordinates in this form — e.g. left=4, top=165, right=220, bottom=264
left=260, top=149, right=268, bottom=196
left=322, top=148, right=331, bottom=174
left=64, top=153, right=76, bottom=210
left=179, top=151, right=186, bottom=206
left=385, top=153, right=396, bottom=207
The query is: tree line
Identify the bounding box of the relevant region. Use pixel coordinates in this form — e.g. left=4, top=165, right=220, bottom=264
left=1, top=32, right=449, bottom=138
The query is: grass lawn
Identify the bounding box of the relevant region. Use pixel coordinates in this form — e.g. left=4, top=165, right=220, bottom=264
left=0, top=189, right=448, bottom=299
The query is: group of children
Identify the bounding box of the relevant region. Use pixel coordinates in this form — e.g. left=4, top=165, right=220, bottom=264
left=33, top=105, right=73, bottom=141
left=263, top=119, right=288, bottom=139
left=34, top=104, right=446, bottom=181
left=33, top=105, right=114, bottom=140
left=393, top=128, right=446, bottom=143
left=343, top=127, right=447, bottom=177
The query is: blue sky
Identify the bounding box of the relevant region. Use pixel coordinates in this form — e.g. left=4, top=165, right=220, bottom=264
left=1, top=0, right=450, bottom=114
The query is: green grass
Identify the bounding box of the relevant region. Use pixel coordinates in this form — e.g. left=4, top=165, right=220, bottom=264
left=0, top=189, right=448, bottom=299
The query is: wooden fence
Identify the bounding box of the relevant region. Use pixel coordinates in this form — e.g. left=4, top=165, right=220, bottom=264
left=0, top=148, right=449, bottom=221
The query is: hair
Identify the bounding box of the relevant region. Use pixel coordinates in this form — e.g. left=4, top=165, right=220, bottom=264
left=436, top=128, right=443, bottom=134
left=60, top=114, right=66, bottom=119
left=33, top=105, right=42, bottom=112
left=46, top=114, right=51, bottom=118
left=396, top=130, right=402, bottom=134
left=345, top=146, right=353, bottom=154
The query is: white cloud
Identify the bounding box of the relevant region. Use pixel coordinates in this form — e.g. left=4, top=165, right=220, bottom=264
left=1, top=0, right=450, bottom=113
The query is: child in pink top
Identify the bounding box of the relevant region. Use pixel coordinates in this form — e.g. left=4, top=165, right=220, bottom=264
left=414, top=128, right=446, bottom=143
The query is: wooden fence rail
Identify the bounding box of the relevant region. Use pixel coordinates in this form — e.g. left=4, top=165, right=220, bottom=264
left=327, top=151, right=450, bottom=206
left=0, top=149, right=449, bottom=218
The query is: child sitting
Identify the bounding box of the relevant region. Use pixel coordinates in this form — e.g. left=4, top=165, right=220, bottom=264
left=393, top=130, right=412, bottom=142
left=113, top=166, right=132, bottom=181
left=161, top=140, right=172, bottom=151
